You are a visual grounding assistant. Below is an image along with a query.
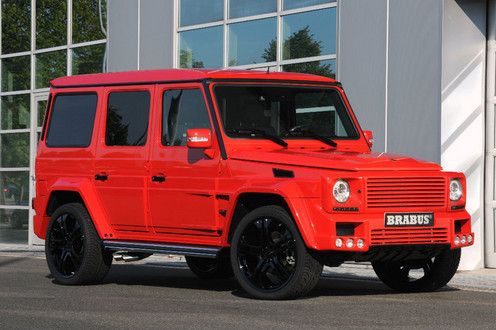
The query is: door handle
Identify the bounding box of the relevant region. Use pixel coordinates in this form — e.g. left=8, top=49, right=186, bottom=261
left=95, top=174, right=108, bottom=181
left=151, top=175, right=166, bottom=183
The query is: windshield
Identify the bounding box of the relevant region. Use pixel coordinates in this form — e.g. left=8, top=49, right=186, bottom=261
left=214, top=85, right=359, bottom=141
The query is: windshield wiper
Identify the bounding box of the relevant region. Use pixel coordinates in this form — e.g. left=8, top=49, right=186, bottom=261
left=227, top=128, right=288, bottom=148
left=285, top=125, right=338, bottom=147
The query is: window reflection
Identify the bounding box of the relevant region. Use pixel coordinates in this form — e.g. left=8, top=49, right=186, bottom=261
left=0, top=172, right=29, bottom=206
left=229, top=0, right=277, bottom=19
left=180, top=0, right=223, bottom=27
left=1, top=133, right=30, bottom=167
left=1, top=56, right=31, bottom=92
left=36, top=0, right=68, bottom=49
left=180, top=26, right=223, bottom=68
left=283, top=0, right=336, bottom=11
left=1, top=0, right=31, bottom=54
left=229, top=18, right=276, bottom=66
left=35, top=50, right=67, bottom=89
left=282, top=8, right=336, bottom=60
left=1, top=94, right=30, bottom=130
left=282, top=59, right=336, bottom=79
left=72, top=44, right=106, bottom=75
left=72, top=0, right=107, bottom=44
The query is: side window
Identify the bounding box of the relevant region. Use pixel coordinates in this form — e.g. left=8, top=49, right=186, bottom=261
left=105, top=90, right=150, bottom=146
left=45, top=93, right=97, bottom=148
left=162, top=89, right=211, bottom=146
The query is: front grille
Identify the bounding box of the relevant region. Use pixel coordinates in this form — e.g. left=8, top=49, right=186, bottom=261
left=366, top=177, right=446, bottom=209
left=370, top=227, right=449, bottom=245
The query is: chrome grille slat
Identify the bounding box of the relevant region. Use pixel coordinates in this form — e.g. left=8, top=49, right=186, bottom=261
left=370, top=227, right=449, bottom=245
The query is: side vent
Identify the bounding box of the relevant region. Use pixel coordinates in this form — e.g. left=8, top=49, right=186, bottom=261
left=272, top=168, right=294, bottom=178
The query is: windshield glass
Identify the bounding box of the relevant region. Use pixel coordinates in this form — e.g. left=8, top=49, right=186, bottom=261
left=214, top=85, right=358, bottom=140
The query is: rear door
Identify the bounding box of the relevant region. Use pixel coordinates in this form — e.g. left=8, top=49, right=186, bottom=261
left=94, top=85, right=154, bottom=236
left=148, top=83, right=222, bottom=244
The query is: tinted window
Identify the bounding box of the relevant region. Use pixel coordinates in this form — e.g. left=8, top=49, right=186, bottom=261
left=106, top=91, right=150, bottom=146
left=162, top=89, right=211, bottom=146
left=45, top=93, right=97, bottom=148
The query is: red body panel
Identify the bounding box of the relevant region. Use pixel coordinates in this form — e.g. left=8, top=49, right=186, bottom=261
left=34, top=69, right=473, bottom=255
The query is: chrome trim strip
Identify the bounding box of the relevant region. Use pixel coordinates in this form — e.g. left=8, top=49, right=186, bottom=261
left=102, top=240, right=220, bottom=258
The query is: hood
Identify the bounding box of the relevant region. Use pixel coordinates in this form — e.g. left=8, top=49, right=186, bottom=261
left=228, top=149, right=442, bottom=171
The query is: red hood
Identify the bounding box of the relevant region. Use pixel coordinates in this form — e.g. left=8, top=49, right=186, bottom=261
left=228, top=149, right=442, bottom=171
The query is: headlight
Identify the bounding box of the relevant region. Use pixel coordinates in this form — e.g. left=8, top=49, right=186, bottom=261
left=450, top=179, right=463, bottom=201
left=333, top=179, right=350, bottom=203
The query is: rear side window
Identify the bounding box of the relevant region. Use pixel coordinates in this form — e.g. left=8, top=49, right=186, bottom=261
left=45, top=93, right=98, bottom=148
left=105, top=91, right=150, bottom=146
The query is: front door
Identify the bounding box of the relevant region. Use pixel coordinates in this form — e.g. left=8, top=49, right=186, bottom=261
left=94, top=86, right=154, bottom=236
left=149, top=84, right=221, bottom=244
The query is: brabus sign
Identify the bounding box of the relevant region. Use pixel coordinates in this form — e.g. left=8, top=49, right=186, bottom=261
left=385, top=213, right=434, bottom=227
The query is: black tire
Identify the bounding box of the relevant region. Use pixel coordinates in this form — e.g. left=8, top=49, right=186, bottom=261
left=45, top=203, right=113, bottom=285
left=372, top=248, right=461, bottom=292
left=186, top=249, right=234, bottom=279
left=230, top=205, right=323, bottom=300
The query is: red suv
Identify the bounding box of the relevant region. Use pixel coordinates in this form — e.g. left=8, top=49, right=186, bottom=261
left=34, top=69, right=473, bottom=299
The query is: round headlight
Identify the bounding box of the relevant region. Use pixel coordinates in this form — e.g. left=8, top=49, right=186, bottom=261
left=450, top=179, right=463, bottom=201
left=333, top=179, right=350, bottom=203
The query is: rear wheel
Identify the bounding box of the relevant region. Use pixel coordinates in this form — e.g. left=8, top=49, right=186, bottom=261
left=230, top=205, right=323, bottom=300
left=372, top=248, right=461, bottom=292
left=45, top=203, right=112, bottom=285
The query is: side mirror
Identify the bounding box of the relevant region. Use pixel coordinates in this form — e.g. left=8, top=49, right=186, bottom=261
left=363, top=130, right=374, bottom=148
left=186, top=129, right=212, bottom=148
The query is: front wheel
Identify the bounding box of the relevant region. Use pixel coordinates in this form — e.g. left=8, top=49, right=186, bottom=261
left=230, top=206, right=323, bottom=300
left=372, top=248, right=461, bottom=292
left=45, top=203, right=113, bottom=285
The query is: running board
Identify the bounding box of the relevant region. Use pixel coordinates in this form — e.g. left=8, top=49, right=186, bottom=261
left=102, top=240, right=221, bottom=259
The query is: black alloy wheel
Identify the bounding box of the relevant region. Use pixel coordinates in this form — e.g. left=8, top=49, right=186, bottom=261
left=230, top=206, right=322, bottom=300
left=45, top=203, right=112, bottom=285
left=372, top=248, right=461, bottom=292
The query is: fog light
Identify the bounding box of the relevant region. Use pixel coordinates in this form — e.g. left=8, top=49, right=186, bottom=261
left=461, top=235, right=466, bottom=244
left=346, top=238, right=354, bottom=248
left=468, top=234, right=473, bottom=243
left=357, top=239, right=364, bottom=249
left=335, top=238, right=343, bottom=248
left=454, top=236, right=460, bottom=245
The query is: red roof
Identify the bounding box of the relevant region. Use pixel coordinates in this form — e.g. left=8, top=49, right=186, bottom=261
left=50, top=68, right=337, bottom=87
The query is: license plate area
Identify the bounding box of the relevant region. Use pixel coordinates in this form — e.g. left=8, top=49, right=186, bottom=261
left=385, top=212, right=434, bottom=227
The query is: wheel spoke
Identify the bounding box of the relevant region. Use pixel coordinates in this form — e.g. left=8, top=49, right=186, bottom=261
left=269, top=257, right=292, bottom=284
left=238, top=240, right=262, bottom=257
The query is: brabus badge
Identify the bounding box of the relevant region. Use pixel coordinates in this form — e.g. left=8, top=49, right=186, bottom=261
left=384, top=212, right=434, bottom=227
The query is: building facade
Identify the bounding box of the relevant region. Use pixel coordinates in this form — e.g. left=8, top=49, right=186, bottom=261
left=0, top=0, right=495, bottom=270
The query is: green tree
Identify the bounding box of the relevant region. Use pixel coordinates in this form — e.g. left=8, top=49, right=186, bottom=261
left=180, top=50, right=205, bottom=68
left=262, top=26, right=334, bottom=78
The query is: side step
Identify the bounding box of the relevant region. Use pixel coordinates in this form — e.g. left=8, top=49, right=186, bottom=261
left=102, top=240, right=221, bottom=259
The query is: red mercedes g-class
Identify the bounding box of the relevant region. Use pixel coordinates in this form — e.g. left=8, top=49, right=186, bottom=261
left=34, top=69, right=473, bottom=299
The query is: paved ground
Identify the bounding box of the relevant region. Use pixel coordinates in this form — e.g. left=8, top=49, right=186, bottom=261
left=2, top=254, right=496, bottom=329
left=1, top=243, right=495, bottom=293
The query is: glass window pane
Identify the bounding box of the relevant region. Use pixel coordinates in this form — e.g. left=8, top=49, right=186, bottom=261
left=162, top=89, right=211, bottom=146
left=1, top=133, right=30, bottom=167
left=229, top=0, right=276, bottom=19
left=36, top=0, right=68, bottom=49
left=73, top=0, right=107, bottom=44
left=72, top=44, right=106, bottom=75
left=38, top=100, right=48, bottom=127
left=0, top=208, right=28, bottom=243
left=283, top=0, right=336, bottom=10
left=180, top=26, right=223, bottom=68
left=1, top=94, right=30, bottom=130
left=228, top=18, right=276, bottom=66
left=35, top=50, right=67, bottom=89
left=0, top=172, right=29, bottom=206
left=1, top=0, right=31, bottom=54
left=46, top=94, right=97, bottom=148
left=180, top=0, right=223, bottom=27
left=282, top=59, right=336, bottom=79
left=106, top=91, right=150, bottom=146
left=282, top=8, right=336, bottom=60
left=1, top=56, right=31, bottom=92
